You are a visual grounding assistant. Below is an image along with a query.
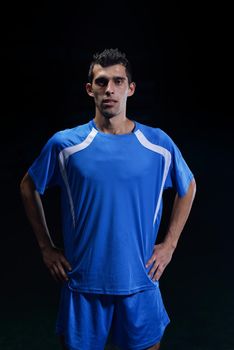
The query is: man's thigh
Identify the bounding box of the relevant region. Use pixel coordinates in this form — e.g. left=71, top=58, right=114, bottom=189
left=111, top=288, right=169, bottom=349
left=60, top=340, right=160, bottom=350
left=56, top=286, right=168, bottom=350
left=56, top=287, right=115, bottom=350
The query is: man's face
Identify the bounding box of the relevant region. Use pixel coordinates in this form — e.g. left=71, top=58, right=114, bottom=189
left=86, top=64, right=135, bottom=118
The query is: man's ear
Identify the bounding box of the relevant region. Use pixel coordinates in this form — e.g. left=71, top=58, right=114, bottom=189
left=128, top=82, right=136, bottom=97
left=86, top=83, right=94, bottom=97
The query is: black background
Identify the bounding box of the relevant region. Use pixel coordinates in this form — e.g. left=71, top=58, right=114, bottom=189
left=1, top=2, right=234, bottom=349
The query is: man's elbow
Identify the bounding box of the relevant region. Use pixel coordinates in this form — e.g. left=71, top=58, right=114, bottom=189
left=189, top=178, right=196, bottom=200
left=20, top=173, right=35, bottom=199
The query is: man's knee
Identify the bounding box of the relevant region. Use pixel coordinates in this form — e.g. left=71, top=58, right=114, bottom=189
left=145, top=342, right=160, bottom=350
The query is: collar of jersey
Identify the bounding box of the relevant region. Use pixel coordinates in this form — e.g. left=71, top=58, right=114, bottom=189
left=91, top=119, right=138, bottom=136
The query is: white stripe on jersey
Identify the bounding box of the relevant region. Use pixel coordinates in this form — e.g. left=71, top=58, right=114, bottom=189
left=58, top=128, right=98, bottom=227
left=134, top=129, right=171, bottom=225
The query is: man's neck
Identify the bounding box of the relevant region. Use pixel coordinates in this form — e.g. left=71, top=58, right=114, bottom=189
left=93, top=116, right=135, bottom=135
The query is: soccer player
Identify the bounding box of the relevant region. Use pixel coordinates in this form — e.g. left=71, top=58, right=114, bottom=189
left=20, top=48, right=196, bottom=350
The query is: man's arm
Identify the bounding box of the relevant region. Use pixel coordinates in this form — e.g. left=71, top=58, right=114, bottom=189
left=20, top=172, right=72, bottom=282
left=146, top=178, right=196, bottom=281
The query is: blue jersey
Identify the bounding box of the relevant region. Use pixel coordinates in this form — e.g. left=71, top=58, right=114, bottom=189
left=28, top=119, right=194, bottom=294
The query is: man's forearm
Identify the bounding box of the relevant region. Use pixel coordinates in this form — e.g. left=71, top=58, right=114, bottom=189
left=20, top=173, right=55, bottom=251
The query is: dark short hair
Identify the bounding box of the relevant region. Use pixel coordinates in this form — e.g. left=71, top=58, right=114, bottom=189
left=88, top=48, right=133, bottom=84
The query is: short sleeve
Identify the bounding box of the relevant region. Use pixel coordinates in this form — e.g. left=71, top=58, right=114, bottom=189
left=164, top=139, right=194, bottom=197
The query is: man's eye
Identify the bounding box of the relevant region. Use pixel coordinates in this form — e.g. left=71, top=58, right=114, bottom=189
left=95, top=78, right=108, bottom=86
left=115, top=78, right=123, bottom=85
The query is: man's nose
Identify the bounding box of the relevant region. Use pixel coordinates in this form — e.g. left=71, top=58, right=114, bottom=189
left=105, top=80, right=114, bottom=95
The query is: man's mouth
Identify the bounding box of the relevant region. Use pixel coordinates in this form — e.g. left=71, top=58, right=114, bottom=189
left=102, top=99, right=117, bottom=106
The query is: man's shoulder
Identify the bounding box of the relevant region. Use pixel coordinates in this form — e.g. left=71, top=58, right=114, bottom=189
left=48, top=120, right=93, bottom=146
left=135, top=121, right=172, bottom=145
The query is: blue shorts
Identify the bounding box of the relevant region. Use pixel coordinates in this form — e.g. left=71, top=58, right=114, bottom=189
left=55, top=284, right=170, bottom=350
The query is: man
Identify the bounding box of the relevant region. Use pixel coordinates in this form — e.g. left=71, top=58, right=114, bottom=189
left=20, top=48, right=196, bottom=350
